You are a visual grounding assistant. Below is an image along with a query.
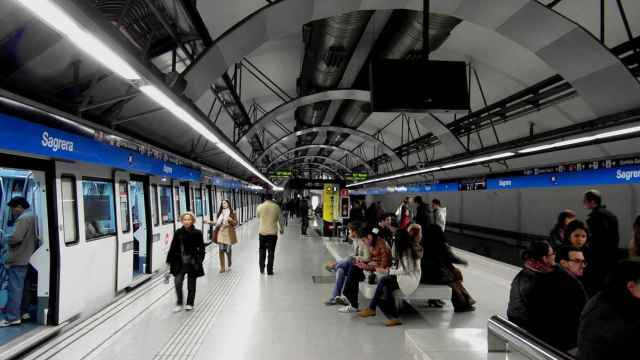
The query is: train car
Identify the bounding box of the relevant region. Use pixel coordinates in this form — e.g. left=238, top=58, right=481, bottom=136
left=0, top=99, right=262, bottom=333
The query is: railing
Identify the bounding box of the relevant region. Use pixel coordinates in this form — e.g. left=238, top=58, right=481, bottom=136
left=487, top=315, right=574, bottom=360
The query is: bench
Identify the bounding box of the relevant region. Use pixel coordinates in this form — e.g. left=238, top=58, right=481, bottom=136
left=359, top=282, right=452, bottom=309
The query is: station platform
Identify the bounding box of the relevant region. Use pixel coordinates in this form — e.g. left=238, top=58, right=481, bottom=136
left=22, top=218, right=521, bottom=360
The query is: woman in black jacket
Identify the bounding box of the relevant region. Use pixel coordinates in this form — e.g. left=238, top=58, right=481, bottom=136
left=420, top=224, right=475, bottom=312
left=549, top=209, right=576, bottom=248
left=167, top=212, right=205, bottom=312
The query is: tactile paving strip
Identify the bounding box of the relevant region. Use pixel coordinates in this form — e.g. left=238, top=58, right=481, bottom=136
left=153, top=271, right=240, bottom=360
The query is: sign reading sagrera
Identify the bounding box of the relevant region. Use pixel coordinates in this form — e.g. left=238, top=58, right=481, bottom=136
left=41, top=131, right=74, bottom=152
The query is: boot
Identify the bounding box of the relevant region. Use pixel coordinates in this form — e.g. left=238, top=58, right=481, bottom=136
left=219, top=251, right=226, bottom=273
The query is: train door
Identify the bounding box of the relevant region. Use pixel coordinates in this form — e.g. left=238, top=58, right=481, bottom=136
left=154, top=181, right=174, bottom=271
left=129, top=176, right=150, bottom=278
left=192, top=183, right=204, bottom=232
left=173, top=181, right=185, bottom=229
left=0, top=167, right=50, bottom=325
left=114, top=172, right=134, bottom=291
left=203, top=185, right=211, bottom=240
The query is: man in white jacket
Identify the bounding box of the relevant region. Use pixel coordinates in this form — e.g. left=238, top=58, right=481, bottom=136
left=432, top=199, right=447, bottom=232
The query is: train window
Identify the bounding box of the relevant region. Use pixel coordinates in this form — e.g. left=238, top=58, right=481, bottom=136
left=82, top=179, right=116, bottom=240
left=61, top=176, right=79, bottom=245
left=151, top=184, right=159, bottom=226
left=118, top=182, right=131, bottom=233
left=194, top=188, right=203, bottom=216
left=178, top=186, right=187, bottom=214
left=204, top=189, right=210, bottom=216
left=160, top=186, right=174, bottom=224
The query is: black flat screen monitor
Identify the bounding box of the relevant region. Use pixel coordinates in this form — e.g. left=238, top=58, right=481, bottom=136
left=370, top=59, right=470, bottom=113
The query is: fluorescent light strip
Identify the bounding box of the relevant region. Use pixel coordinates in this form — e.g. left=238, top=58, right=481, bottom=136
left=519, top=125, right=640, bottom=154
left=20, top=0, right=139, bottom=80
left=347, top=152, right=515, bottom=188
left=139, top=85, right=278, bottom=189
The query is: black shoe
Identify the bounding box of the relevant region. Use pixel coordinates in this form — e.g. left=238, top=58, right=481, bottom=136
left=260, top=269, right=264, bottom=274
left=454, top=306, right=476, bottom=313
left=267, top=271, right=274, bottom=275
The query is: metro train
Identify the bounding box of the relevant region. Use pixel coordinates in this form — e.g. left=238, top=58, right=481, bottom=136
left=0, top=98, right=262, bottom=327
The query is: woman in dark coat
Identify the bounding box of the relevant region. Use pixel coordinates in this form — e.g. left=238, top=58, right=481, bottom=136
left=166, top=212, right=205, bottom=312
left=420, top=224, right=475, bottom=312
left=549, top=209, right=576, bottom=248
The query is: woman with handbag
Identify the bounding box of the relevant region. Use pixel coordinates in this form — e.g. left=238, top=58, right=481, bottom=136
left=166, top=212, right=205, bottom=312
left=211, top=200, right=238, bottom=273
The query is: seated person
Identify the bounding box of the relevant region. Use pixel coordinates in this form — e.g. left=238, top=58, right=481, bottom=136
left=338, top=228, right=391, bottom=313
left=508, top=241, right=588, bottom=352
left=577, top=259, right=640, bottom=360
left=325, top=222, right=369, bottom=306
left=420, top=224, right=475, bottom=312
left=357, top=224, right=423, bottom=326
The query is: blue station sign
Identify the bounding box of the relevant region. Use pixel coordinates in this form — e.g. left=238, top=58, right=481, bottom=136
left=0, top=112, right=201, bottom=181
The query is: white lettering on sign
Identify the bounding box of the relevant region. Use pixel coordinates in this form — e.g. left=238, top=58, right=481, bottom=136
left=41, top=131, right=74, bottom=152
left=498, top=179, right=512, bottom=187
left=163, top=165, right=173, bottom=174
left=616, top=169, right=640, bottom=181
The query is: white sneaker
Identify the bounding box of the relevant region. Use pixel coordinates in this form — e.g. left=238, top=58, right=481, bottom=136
left=335, top=295, right=350, bottom=306
left=0, top=319, right=21, bottom=327
left=21, top=313, right=31, bottom=321
left=184, top=305, right=194, bottom=311
left=172, top=305, right=183, bottom=313
left=338, top=305, right=358, bottom=313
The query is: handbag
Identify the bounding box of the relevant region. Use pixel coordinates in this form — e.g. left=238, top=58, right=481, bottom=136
left=212, top=225, right=220, bottom=244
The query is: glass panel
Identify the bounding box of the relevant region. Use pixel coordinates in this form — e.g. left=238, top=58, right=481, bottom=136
left=204, top=190, right=209, bottom=216
left=179, top=186, right=187, bottom=214
left=174, top=186, right=180, bottom=220
left=61, top=176, right=78, bottom=244
left=118, top=182, right=130, bottom=233
left=194, top=188, right=203, bottom=216
left=151, top=184, right=159, bottom=226
left=83, top=179, right=116, bottom=240
left=160, top=186, right=174, bottom=224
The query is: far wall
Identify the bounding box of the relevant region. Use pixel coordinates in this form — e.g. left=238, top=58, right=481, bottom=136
left=366, top=183, right=639, bottom=249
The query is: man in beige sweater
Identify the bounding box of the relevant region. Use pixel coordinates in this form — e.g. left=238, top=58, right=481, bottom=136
left=256, top=193, right=283, bottom=275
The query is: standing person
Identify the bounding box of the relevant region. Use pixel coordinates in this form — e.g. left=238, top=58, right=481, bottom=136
left=358, top=225, right=423, bottom=327
left=576, top=259, right=640, bottom=360
left=0, top=197, right=37, bottom=327
left=431, top=199, right=447, bottom=232
left=398, top=198, right=411, bottom=230
left=299, top=196, right=310, bottom=235
left=583, top=189, right=620, bottom=294
left=365, top=202, right=379, bottom=230
left=256, top=193, right=283, bottom=275
left=281, top=199, right=289, bottom=226
left=549, top=209, right=577, bottom=249
left=212, top=200, right=237, bottom=273
left=413, top=196, right=431, bottom=231
left=166, top=212, right=205, bottom=312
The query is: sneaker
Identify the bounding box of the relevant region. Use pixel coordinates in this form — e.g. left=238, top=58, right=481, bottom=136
left=172, top=305, right=183, bottom=313
left=0, top=319, right=21, bottom=327
left=358, top=308, right=376, bottom=318
left=384, top=319, right=402, bottom=327
left=338, top=305, right=358, bottom=313
left=324, top=298, right=337, bottom=306
left=21, top=313, right=31, bottom=321
left=184, top=305, right=194, bottom=311
left=335, top=295, right=350, bottom=306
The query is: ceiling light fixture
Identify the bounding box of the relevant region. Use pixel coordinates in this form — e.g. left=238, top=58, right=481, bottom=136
left=347, top=152, right=515, bottom=188
left=518, top=125, right=640, bottom=154
left=19, top=0, right=140, bottom=80
left=139, top=85, right=278, bottom=188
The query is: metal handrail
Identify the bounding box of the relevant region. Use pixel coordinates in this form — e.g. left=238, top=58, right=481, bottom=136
left=487, top=315, right=574, bottom=360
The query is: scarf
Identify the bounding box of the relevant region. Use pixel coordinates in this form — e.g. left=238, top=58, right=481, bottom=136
left=524, top=259, right=555, bottom=273
left=217, top=208, right=231, bottom=226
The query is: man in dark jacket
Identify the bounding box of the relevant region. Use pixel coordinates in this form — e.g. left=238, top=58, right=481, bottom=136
left=300, top=197, right=310, bottom=235
left=583, top=189, right=620, bottom=295
left=576, top=259, right=640, bottom=360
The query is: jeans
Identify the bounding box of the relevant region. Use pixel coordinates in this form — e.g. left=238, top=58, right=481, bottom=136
left=331, top=259, right=352, bottom=299
left=259, top=234, right=278, bottom=273
left=174, top=266, right=197, bottom=306
left=5, top=265, right=28, bottom=321
left=343, top=265, right=365, bottom=309
left=369, top=275, right=400, bottom=319
left=301, top=217, right=309, bottom=235
left=282, top=211, right=289, bottom=226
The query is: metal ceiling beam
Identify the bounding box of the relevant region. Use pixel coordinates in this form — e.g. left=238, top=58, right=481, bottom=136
left=239, top=89, right=371, bottom=140
left=259, top=144, right=374, bottom=172
left=267, top=155, right=352, bottom=173
left=256, top=125, right=404, bottom=167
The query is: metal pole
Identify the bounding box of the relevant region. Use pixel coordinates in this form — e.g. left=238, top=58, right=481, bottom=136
left=423, top=0, right=430, bottom=59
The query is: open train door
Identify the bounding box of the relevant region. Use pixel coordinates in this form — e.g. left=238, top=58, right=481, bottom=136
left=114, top=171, right=134, bottom=291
